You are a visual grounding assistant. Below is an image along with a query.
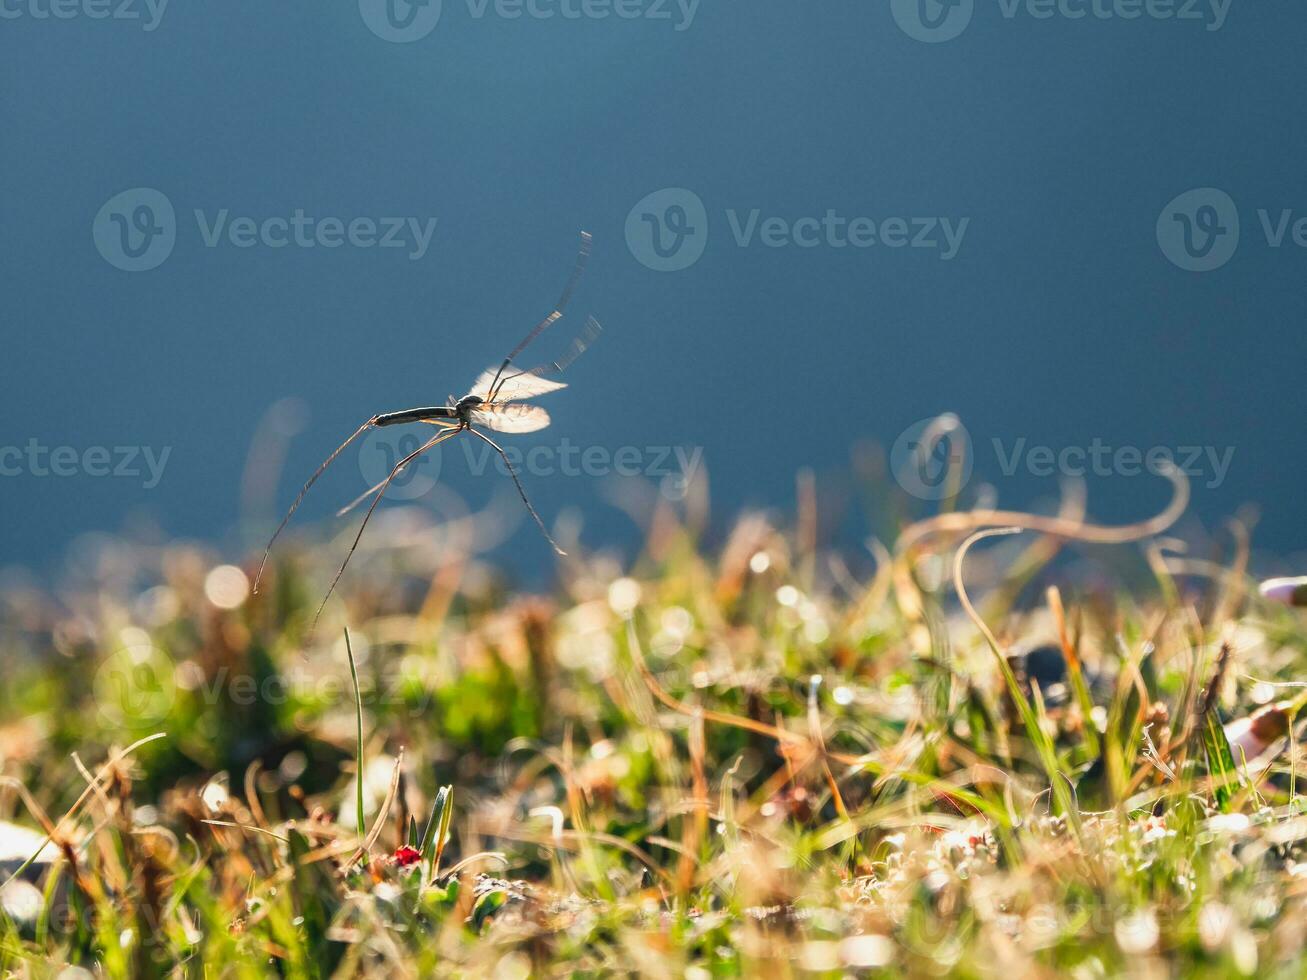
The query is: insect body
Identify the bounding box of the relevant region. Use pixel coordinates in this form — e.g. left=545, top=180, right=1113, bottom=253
left=254, top=232, right=599, bottom=623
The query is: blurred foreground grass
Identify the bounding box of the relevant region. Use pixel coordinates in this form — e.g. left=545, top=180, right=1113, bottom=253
left=3, top=466, right=1307, bottom=977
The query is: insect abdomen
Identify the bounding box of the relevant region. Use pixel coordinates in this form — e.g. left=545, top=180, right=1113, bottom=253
left=374, top=406, right=457, bottom=427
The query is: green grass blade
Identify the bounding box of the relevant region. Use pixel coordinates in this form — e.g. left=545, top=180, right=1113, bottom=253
left=1202, top=708, right=1240, bottom=812
left=345, top=628, right=366, bottom=841
left=420, top=785, right=454, bottom=880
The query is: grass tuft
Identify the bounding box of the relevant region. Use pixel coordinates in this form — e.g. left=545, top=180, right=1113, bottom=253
left=1, top=464, right=1306, bottom=975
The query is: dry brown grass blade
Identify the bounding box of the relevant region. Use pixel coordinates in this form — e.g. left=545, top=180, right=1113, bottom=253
left=898, top=460, right=1189, bottom=557
left=467, top=822, right=671, bottom=883
left=341, top=748, right=405, bottom=872
left=1211, top=519, right=1251, bottom=631
left=797, top=467, right=818, bottom=578
left=676, top=708, right=709, bottom=898
left=244, top=760, right=270, bottom=830
left=1046, top=586, right=1079, bottom=673
left=1200, top=642, right=1235, bottom=721
left=953, top=528, right=1024, bottom=660
left=201, top=820, right=291, bottom=845
left=1, top=732, right=167, bottom=891
left=625, top=619, right=866, bottom=767
left=70, top=752, right=115, bottom=815
left=0, top=776, right=58, bottom=840
left=985, top=478, right=1088, bottom=619
left=807, top=679, right=851, bottom=823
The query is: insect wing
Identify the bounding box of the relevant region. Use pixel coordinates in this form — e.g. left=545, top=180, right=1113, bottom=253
left=515, top=316, right=603, bottom=386
left=466, top=366, right=567, bottom=402
left=470, top=403, right=552, bottom=433
left=500, top=231, right=593, bottom=364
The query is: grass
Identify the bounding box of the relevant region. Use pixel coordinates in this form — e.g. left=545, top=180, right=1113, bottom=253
left=2, top=461, right=1307, bottom=977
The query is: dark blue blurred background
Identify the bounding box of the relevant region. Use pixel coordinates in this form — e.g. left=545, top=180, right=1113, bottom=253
left=3, top=0, right=1304, bottom=578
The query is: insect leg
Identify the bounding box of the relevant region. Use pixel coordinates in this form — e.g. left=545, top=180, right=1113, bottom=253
left=312, top=426, right=463, bottom=627
left=254, top=416, right=379, bottom=594
left=337, top=419, right=460, bottom=517
left=467, top=427, right=565, bottom=556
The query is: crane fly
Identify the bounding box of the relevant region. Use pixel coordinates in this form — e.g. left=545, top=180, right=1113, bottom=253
left=254, top=231, right=599, bottom=622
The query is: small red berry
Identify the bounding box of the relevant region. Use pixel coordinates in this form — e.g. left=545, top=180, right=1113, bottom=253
left=394, top=846, right=421, bottom=868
